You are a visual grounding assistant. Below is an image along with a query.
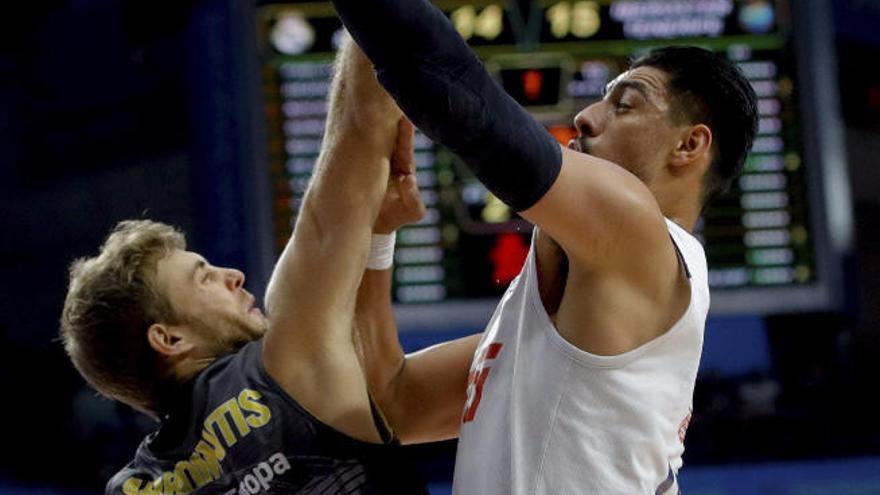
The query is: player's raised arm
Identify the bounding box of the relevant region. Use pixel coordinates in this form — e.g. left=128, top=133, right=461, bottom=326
left=330, top=0, right=673, bottom=273
left=262, top=38, right=402, bottom=443
left=355, top=269, right=480, bottom=444
left=353, top=128, right=479, bottom=443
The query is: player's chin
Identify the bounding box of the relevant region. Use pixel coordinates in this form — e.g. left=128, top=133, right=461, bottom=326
left=258, top=320, right=270, bottom=337
left=250, top=317, right=269, bottom=338
left=246, top=307, right=266, bottom=326
left=235, top=314, right=267, bottom=342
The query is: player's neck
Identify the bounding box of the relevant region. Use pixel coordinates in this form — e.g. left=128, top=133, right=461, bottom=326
left=664, top=209, right=699, bottom=233
left=163, top=354, right=215, bottom=387
left=652, top=185, right=701, bottom=233
left=655, top=194, right=700, bottom=232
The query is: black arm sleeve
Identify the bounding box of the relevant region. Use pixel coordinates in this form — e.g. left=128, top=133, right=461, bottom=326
left=331, top=0, right=562, bottom=212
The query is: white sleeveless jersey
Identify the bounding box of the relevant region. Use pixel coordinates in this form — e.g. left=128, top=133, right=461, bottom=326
left=453, top=219, right=709, bottom=495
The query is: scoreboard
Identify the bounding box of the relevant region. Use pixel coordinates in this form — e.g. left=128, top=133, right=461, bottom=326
left=254, top=0, right=852, bottom=327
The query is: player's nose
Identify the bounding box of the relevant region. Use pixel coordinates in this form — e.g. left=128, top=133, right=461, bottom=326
left=224, top=268, right=245, bottom=291
left=573, top=103, right=603, bottom=137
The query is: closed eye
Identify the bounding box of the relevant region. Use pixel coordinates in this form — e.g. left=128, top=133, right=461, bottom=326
left=611, top=92, right=633, bottom=113
left=192, top=259, right=213, bottom=284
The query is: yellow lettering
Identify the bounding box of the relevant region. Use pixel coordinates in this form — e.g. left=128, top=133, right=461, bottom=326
left=122, top=477, right=144, bottom=495
left=227, top=396, right=251, bottom=437
left=146, top=475, right=163, bottom=495
left=176, top=458, right=207, bottom=487
left=205, top=400, right=238, bottom=446
left=124, top=389, right=276, bottom=495
left=193, top=441, right=224, bottom=479
left=200, top=428, right=227, bottom=460
left=162, top=472, right=175, bottom=494
left=238, top=389, right=272, bottom=428
left=172, top=464, right=194, bottom=493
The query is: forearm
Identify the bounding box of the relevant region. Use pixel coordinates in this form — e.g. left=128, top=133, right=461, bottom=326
left=354, top=267, right=479, bottom=443
left=307, top=38, right=401, bottom=214
left=265, top=39, right=400, bottom=319
left=258, top=39, right=408, bottom=445
left=354, top=268, right=405, bottom=404
left=331, top=0, right=562, bottom=212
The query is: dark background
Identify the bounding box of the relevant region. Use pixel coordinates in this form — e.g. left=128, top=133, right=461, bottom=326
left=0, top=0, right=879, bottom=492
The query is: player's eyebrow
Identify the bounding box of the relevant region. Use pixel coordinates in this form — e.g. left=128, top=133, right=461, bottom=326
left=604, top=79, right=654, bottom=104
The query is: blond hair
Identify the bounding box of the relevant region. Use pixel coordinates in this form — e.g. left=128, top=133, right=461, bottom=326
left=60, top=220, right=185, bottom=416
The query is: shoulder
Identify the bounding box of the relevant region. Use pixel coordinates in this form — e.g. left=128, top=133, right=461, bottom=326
left=105, top=469, right=128, bottom=495
left=527, top=147, right=673, bottom=272
left=104, top=439, right=160, bottom=495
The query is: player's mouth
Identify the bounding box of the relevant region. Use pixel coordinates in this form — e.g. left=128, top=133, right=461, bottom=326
left=245, top=295, right=263, bottom=318
left=567, top=138, right=589, bottom=153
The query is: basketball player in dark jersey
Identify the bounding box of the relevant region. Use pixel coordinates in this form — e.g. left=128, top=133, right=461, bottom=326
left=60, top=39, right=428, bottom=494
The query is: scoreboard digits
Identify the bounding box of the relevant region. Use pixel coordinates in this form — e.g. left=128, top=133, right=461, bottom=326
left=256, top=0, right=849, bottom=317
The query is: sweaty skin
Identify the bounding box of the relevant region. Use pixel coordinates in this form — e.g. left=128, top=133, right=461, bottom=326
left=338, top=0, right=713, bottom=444
left=261, top=39, right=404, bottom=443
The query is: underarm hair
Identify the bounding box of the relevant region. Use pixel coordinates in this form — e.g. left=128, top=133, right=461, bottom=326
left=332, top=0, right=562, bottom=211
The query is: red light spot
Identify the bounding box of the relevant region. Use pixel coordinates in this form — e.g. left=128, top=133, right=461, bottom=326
left=489, top=233, right=529, bottom=287
left=548, top=124, right=577, bottom=145
left=522, top=69, right=544, bottom=101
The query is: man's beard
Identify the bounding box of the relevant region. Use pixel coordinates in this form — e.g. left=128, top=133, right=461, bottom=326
left=188, top=313, right=266, bottom=358
left=577, top=138, right=652, bottom=184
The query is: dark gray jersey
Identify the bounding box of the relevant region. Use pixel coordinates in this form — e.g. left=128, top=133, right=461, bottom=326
left=106, top=340, right=427, bottom=495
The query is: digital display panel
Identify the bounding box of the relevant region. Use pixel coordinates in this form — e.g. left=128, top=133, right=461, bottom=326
left=255, top=0, right=850, bottom=325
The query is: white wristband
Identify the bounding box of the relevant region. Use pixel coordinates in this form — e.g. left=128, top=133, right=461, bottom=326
left=366, top=233, right=396, bottom=270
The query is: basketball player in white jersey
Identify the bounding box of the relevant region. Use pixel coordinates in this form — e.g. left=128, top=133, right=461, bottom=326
left=337, top=1, right=759, bottom=493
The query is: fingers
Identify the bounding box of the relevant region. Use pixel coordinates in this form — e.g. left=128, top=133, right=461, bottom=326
left=387, top=173, right=422, bottom=211
left=373, top=173, right=425, bottom=234
left=391, top=117, right=416, bottom=176
left=395, top=174, right=426, bottom=216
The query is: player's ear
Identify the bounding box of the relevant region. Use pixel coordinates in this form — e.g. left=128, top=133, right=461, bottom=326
left=670, top=124, right=712, bottom=171
left=147, top=323, right=194, bottom=357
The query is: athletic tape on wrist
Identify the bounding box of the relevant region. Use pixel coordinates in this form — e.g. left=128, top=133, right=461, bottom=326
left=366, top=233, right=396, bottom=270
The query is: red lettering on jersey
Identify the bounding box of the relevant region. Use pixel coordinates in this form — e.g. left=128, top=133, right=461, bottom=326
left=485, top=342, right=503, bottom=360
left=678, top=409, right=692, bottom=443
left=462, top=343, right=503, bottom=423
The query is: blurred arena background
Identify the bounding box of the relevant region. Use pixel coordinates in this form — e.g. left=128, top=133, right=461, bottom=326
left=1, top=0, right=879, bottom=493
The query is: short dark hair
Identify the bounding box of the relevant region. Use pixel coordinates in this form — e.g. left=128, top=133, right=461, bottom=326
left=631, top=46, right=758, bottom=205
